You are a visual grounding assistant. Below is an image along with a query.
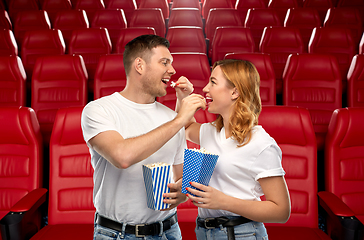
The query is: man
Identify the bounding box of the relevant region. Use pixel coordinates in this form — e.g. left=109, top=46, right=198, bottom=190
left=81, top=35, right=205, bottom=239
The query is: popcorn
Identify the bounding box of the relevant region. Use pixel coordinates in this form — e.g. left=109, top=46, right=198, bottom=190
left=170, top=81, right=178, bottom=88
left=181, top=148, right=219, bottom=195
left=142, top=162, right=172, bottom=210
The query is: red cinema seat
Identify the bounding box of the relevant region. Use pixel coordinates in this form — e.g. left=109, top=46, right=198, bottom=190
left=225, top=52, right=276, bottom=105
left=244, top=8, right=282, bottom=52
left=53, top=9, right=89, bottom=49
left=347, top=54, right=364, bottom=107
left=308, top=26, right=357, bottom=94
left=138, top=0, right=169, bottom=20
left=177, top=199, right=198, bottom=240
left=323, top=7, right=363, bottom=46
left=234, top=0, right=266, bottom=24
left=30, top=107, right=95, bottom=240
left=284, top=8, right=321, bottom=52
left=171, top=0, right=201, bottom=13
left=210, top=26, right=255, bottom=65
left=259, top=106, right=331, bottom=240
left=74, top=0, right=105, bottom=22
left=260, top=26, right=304, bottom=95
left=157, top=52, right=211, bottom=109
left=318, top=107, right=364, bottom=240
left=0, top=29, right=18, bottom=56
left=129, top=8, right=165, bottom=37
left=41, top=0, right=72, bottom=25
left=0, top=56, right=26, bottom=107
left=0, top=10, right=12, bottom=30
left=205, top=8, right=243, bottom=56
left=105, top=0, right=136, bottom=23
left=302, top=0, right=333, bottom=24
left=13, top=10, right=51, bottom=49
left=167, top=26, right=206, bottom=54
left=114, top=27, right=156, bottom=54
left=90, top=9, right=127, bottom=52
left=94, top=54, right=125, bottom=99
left=68, top=27, right=112, bottom=93
left=267, top=0, right=299, bottom=25
left=168, top=8, right=203, bottom=29
left=336, top=0, right=364, bottom=25
left=21, top=29, right=66, bottom=81
left=283, top=53, right=342, bottom=151
left=31, top=55, right=88, bottom=146
left=201, top=0, right=233, bottom=21
left=360, top=33, right=364, bottom=55
left=7, top=0, right=39, bottom=22
left=0, top=106, right=46, bottom=240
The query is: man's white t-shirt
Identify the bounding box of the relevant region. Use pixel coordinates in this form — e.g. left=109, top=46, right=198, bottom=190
left=199, top=123, right=285, bottom=218
left=81, top=92, right=186, bottom=224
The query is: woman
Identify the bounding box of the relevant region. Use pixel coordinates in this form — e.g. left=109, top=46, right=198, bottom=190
left=175, top=59, right=291, bottom=240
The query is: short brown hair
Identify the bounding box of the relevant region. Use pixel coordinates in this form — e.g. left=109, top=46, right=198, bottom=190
left=123, top=35, right=170, bottom=75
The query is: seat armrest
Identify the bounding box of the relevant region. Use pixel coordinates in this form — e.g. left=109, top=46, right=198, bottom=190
left=318, top=191, right=354, bottom=217
left=10, top=188, right=48, bottom=213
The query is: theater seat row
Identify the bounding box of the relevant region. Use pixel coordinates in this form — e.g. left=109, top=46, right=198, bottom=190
left=1, top=105, right=363, bottom=240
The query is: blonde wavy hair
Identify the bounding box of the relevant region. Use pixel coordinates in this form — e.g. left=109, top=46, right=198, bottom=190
left=211, top=59, right=262, bottom=147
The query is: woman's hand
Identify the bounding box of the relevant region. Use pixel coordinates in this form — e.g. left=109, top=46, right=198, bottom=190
left=186, top=182, right=228, bottom=210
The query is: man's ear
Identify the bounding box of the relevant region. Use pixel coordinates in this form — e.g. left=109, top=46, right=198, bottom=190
left=134, top=57, right=144, bottom=75
left=232, top=87, right=239, bottom=100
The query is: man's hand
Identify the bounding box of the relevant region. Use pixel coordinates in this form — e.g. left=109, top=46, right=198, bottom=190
left=161, top=179, right=187, bottom=211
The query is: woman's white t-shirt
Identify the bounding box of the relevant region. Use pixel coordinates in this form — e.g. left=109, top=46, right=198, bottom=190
left=198, top=123, right=285, bottom=218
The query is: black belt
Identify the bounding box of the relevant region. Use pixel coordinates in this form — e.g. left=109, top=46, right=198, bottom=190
left=197, top=216, right=252, bottom=240
left=95, top=212, right=177, bottom=237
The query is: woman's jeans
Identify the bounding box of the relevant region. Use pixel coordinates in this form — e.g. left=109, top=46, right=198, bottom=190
left=93, top=222, right=182, bottom=240
left=195, top=217, right=268, bottom=240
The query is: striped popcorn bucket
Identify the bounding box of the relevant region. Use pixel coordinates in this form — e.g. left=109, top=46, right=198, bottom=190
left=181, top=149, right=219, bottom=195
left=142, top=163, right=172, bottom=210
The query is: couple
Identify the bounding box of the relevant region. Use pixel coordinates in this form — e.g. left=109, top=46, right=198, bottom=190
left=81, top=34, right=290, bottom=240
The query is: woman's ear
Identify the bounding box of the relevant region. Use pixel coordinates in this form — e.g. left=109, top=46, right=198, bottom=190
left=134, top=57, right=144, bottom=75
left=232, top=87, right=239, bottom=100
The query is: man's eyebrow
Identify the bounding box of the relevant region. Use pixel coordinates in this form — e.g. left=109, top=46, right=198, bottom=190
left=160, top=58, right=173, bottom=63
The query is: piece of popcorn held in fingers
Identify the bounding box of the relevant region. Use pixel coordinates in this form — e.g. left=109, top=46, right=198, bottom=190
left=170, top=81, right=178, bottom=88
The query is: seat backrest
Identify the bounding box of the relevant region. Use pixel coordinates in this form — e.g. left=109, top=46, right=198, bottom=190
left=114, top=27, right=156, bottom=54
left=21, top=29, right=65, bottom=79
left=336, top=0, right=364, bottom=23
left=171, top=0, right=201, bottom=12
left=31, top=55, right=88, bottom=145
left=361, top=33, right=364, bottom=55
left=129, top=8, right=165, bottom=37
left=8, top=0, right=39, bottom=22
left=283, top=53, right=342, bottom=151
left=167, top=26, right=206, bottom=54
left=308, top=27, right=357, bottom=85
left=234, top=0, right=266, bottom=24
left=53, top=9, right=89, bottom=48
left=138, top=0, right=169, bottom=20
left=105, top=0, right=136, bottom=23
left=302, top=0, right=333, bottom=23
left=259, top=105, right=318, bottom=227
left=0, top=106, right=43, bottom=220
left=284, top=8, right=321, bottom=51
left=94, top=54, right=125, bottom=99
left=41, top=0, right=72, bottom=25
left=260, top=26, right=304, bottom=94
left=267, top=0, right=299, bottom=24
left=347, top=54, right=364, bottom=107
left=0, top=10, right=12, bottom=30
left=74, top=0, right=105, bottom=22
left=0, top=56, right=26, bottom=107
left=13, top=10, right=51, bottom=48
left=205, top=8, right=242, bottom=42
left=68, top=27, right=112, bottom=82
left=244, top=8, right=282, bottom=52
left=168, top=8, right=203, bottom=28
left=225, top=52, right=276, bottom=105
left=211, top=26, right=254, bottom=65
left=324, top=107, right=364, bottom=223
left=157, top=52, right=210, bottom=109
left=91, top=9, right=127, bottom=52
left=48, top=106, right=94, bottom=224
left=201, top=0, right=233, bottom=20
left=323, top=8, right=363, bottom=46
left=0, top=28, right=18, bottom=56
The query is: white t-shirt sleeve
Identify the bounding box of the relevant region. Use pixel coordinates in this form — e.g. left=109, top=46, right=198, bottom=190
left=81, top=102, right=118, bottom=147
left=252, top=144, right=285, bottom=181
